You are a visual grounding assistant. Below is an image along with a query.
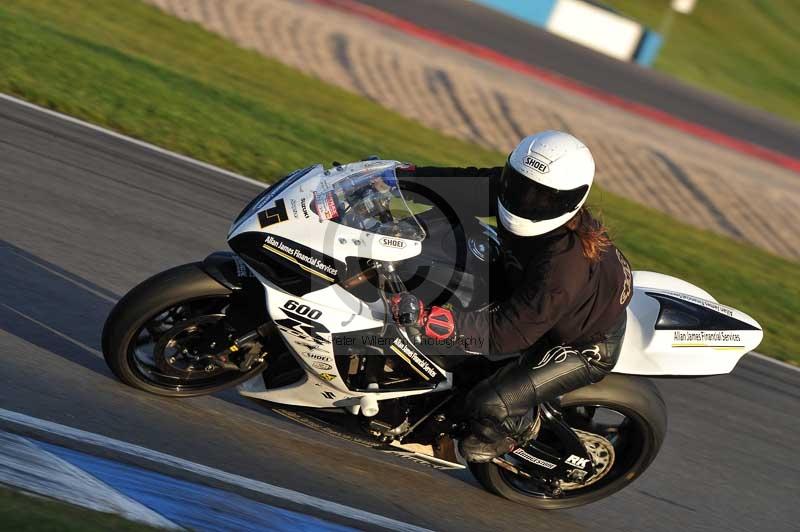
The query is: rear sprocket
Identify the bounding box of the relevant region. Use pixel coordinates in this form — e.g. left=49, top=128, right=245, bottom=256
left=560, top=429, right=615, bottom=490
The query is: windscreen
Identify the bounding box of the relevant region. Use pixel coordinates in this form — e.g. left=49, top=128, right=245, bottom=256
left=312, top=162, right=426, bottom=241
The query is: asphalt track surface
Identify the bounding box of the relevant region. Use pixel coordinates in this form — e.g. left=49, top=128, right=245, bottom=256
left=356, top=0, right=800, bottom=159
left=1, top=97, right=798, bottom=531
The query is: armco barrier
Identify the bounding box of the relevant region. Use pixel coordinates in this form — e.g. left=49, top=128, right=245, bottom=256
left=470, top=0, right=662, bottom=66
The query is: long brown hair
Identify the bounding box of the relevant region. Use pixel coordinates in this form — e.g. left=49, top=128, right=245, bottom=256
left=565, top=206, right=611, bottom=263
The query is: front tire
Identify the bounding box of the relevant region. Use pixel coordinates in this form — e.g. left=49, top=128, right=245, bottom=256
left=470, top=375, right=667, bottom=509
left=102, top=263, right=267, bottom=397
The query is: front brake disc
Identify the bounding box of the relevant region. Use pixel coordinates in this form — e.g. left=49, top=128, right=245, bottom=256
left=153, top=314, right=227, bottom=375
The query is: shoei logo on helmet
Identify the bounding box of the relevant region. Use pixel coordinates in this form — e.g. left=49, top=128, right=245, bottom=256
left=523, top=156, right=549, bottom=174
left=380, top=237, right=406, bottom=249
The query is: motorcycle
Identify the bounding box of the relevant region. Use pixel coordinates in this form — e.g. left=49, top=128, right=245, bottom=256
left=103, top=160, right=763, bottom=509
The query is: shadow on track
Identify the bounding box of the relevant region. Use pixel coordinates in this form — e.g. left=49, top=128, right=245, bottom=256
left=0, top=241, right=118, bottom=377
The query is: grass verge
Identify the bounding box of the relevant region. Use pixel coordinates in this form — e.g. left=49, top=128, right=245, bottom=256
left=604, top=0, right=800, bottom=124
left=0, top=0, right=797, bottom=363
left=0, top=487, right=160, bottom=531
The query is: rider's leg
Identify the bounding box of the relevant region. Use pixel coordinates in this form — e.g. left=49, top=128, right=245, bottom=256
left=459, top=317, right=626, bottom=463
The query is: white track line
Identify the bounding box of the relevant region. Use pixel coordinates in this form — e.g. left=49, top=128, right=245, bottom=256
left=0, top=408, right=433, bottom=532
left=2, top=304, right=104, bottom=358
left=0, top=93, right=267, bottom=189
left=747, top=352, right=800, bottom=373
left=8, top=250, right=119, bottom=304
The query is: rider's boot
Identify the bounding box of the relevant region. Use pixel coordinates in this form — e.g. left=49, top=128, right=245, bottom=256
left=459, top=407, right=541, bottom=463
left=458, top=359, right=545, bottom=462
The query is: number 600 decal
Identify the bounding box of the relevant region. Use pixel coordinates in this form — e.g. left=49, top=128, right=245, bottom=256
left=283, top=299, right=322, bottom=320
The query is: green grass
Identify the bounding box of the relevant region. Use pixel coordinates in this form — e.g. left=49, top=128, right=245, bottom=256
left=0, top=0, right=798, bottom=363
left=0, top=487, right=160, bottom=531
left=603, top=0, right=800, bottom=123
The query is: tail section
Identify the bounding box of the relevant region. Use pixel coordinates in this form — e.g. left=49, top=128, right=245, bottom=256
left=612, top=272, right=763, bottom=376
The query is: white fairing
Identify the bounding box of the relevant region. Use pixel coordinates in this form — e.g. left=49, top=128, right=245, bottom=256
left=230, top=161, right=449, bottom=409
left=612, top=272, right=763, bottom=376
left=237, top=273, right=452, bottom=409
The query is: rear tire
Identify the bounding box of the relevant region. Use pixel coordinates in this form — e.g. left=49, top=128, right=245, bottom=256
left=102, top=263, right=266, bottom=397
left=470, top=375, right=667, bottom=509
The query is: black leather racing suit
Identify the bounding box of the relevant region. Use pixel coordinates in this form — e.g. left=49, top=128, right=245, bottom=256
left=399, top=166, right=633, bottom=452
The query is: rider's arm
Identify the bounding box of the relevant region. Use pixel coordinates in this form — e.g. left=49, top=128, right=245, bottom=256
left=397, top=166, right=502, bottom=217
left=454, top=259, right=582, bottom=355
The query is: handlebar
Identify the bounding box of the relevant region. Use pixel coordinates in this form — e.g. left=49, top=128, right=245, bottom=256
left=375, top=261, right=424, bottom=344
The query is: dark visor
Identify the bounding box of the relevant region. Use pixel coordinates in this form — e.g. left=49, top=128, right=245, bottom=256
left=499, top=163, right=589, bottom=221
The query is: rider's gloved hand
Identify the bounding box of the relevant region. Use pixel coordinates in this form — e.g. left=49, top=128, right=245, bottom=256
left=391, top=293, right=425, bottom=327
left=390, top=294, right=455, bottom=341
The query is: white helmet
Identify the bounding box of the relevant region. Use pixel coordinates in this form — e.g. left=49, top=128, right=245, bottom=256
left=497, top=130, right=595, bottom=237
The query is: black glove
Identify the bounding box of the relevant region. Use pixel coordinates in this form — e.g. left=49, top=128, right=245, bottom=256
left=390, top=293, right=425, bottom=327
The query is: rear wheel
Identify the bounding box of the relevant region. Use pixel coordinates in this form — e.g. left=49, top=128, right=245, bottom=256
left=102, top=263, right=268, bottom=397
left=470, top=375, right=667, bottom=509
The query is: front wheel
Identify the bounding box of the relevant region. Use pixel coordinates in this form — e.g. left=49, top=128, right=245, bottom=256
left=102, top=263, right=268, bottom=397
left=470, top=375, right=667, bottom=509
